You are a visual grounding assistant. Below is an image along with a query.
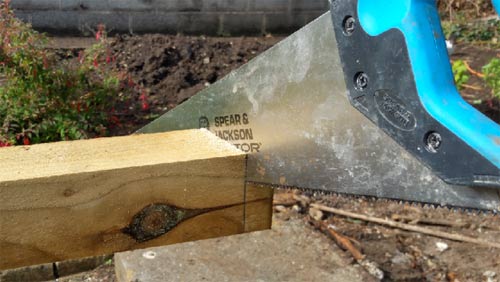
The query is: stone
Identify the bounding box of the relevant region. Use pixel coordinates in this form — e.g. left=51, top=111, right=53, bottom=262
left=114, top=217, right=376, bottom=282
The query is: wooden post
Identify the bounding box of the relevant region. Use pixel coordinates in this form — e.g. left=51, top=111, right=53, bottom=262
left=0, top=129, right=273, bottom=270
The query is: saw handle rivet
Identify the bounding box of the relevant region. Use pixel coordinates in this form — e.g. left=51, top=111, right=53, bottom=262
left=342, top=16, right=356, bottom=36
left=425, top=131, right=442, bottom=153
left=354, top=72, right=369, bottom=91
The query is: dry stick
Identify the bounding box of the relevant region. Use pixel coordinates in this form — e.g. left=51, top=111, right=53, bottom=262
left=311, top=204, right=500, bottom=249
left=320, top=222, right=364, bottom=260
left=463, top=61, right=485, bottom=78
left=391, top=214, right=469, bottom=228
left=461, top=84, right=483, bottom=91
left=309, top=218, right=384, bottom=280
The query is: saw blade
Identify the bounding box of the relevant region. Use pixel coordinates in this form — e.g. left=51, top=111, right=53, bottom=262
left=269, top=184, right=499, bottom=215
left=138, top=12, right=500, bottom=212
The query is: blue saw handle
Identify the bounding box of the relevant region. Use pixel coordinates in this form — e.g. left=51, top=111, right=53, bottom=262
left=358, top=0, right=500, bottom=170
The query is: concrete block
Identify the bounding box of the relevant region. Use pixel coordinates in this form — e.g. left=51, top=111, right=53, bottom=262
left=12, top=0, right=321, bottom=35
left=201, top=0, right=249, bottom=12
left=10, top=0, right=60, bottom=11
left=0, top=263, right=53, bottom=282
left=107, top=0, right=247, bottom=13
left=114, top=218, right=371, bottom=282
left=14, top=10, right=81, bottom=34
left=55, top=255, right=112, bottom=278
left=250, top=0, right=289, bottom=11
left=106, top=0, right=205, bottom=12
left=60, top=0, right=112, bottom=11
left=107, top=0, right=170, bottom=12
left=264, top=11, right=321, bottom=34
left=175, top=12, right=221, bottom=35
left=291, top=0, right=329, bottom=11
left=220, top=13, right=264, bottom=35
left=130, top=11, right=178, bottom=34
left=79, top=11, right=131, bottom=34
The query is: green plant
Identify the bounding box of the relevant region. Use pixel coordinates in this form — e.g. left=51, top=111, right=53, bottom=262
left=442, top=18, right=500, bottom=48
left=452, top=60, right=470, bottom=90
left=482, top=58, right=500, bottom=100
left=0, top=1, right=140, bottom=146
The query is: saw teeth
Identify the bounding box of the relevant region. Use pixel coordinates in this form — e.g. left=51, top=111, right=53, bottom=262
left=270, top=185, right=498, bottom=215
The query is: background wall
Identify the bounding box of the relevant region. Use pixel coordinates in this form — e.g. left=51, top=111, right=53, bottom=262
left=11, top=0, right=329, bottom=35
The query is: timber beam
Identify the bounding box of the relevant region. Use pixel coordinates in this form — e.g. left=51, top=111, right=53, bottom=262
left=0, top=129, right=273, bottom=270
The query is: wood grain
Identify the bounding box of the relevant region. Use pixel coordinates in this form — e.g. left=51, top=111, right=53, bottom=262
left=0, top=129, right=273, bottom=270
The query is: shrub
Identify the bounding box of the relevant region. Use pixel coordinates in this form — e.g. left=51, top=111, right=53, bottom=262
left=451, top=60, right=470, bottom=90
left=482, top=58, right=500, bottom=100
left=0, top=1, right=138, bottom=146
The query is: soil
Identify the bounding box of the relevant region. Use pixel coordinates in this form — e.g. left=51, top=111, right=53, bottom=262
left=34, top=34, right=500, bottom=282
left=273, top=189, right=500, bottom=282
left=106, top=34, right=283, bottom=136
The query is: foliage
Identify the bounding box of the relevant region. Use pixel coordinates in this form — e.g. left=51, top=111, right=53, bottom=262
left=438, top=0, right=495, bottom=20
left=451, top=60, right=470, bottom=90
left=482, top=58, right=500, bottom=100
left=0, top=1, right=141, bottom=146
left=452, top=58, right=500, bottom=107
left=442, top=18, right=500, bottom=48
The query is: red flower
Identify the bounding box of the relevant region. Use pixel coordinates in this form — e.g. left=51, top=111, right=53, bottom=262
left=142, top=102, right=150, bottom=111
left=23, top=137, right=30, bottom=146
left=96, top=24, right=105, bottom=41
left=93, top=57, right=99, bottom=68
left=0, top=141, right=11, bottom=147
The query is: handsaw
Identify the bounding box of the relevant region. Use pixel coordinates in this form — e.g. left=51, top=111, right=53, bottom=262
left=139, top=0, right=500, bottom=212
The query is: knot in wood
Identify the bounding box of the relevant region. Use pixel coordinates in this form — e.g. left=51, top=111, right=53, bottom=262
left=123, top=204, right=186, bottom=242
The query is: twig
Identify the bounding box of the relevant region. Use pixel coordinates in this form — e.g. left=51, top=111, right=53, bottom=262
left=461, top=84, right=483, bottom=91
left=309, top=218, right=384, bottom=280
left=311, top=203, right=500, bottom=249
left=391, top=214, right=469, bottom=228
left=463, top=61, right=485, bottom=78
left=320, top=222, right=364, bottom=260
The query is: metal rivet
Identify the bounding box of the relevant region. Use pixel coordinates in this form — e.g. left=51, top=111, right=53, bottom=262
left=354, top=72, right=369, bottom=91
left=425, top=132, right=442, bottom=153
left=343, top=16, right=356, bottom=36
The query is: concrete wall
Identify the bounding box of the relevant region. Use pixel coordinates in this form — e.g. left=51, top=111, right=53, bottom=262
left=11, top=0, right=329, bottom=35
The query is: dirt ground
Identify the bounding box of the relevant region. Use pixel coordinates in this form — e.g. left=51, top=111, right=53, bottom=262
left=107, top=34, right=283, bottom=136
left=39, top=33, right=500, bottom=282
left=274, top=189, right=500, bottom=282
